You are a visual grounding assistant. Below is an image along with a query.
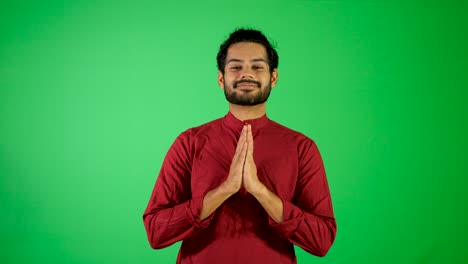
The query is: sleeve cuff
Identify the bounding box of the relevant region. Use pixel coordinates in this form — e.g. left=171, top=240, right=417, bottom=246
left=268, top=199, right=303, bottom=238
left=185, top=196, right=215, bottom=229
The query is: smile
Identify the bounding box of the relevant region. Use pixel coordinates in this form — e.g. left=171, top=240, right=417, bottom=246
left=237, top=83, right=257, bottom=87
left=235, top=81, right=260, bottom=89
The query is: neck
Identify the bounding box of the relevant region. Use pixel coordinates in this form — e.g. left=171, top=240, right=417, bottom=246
left=228, top=103, right=267, bottom=121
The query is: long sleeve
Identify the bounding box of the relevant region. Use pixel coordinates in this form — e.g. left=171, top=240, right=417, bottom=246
left=143, top=131, right=215, bottom=249
left=268, top=139, right=337, bottom=257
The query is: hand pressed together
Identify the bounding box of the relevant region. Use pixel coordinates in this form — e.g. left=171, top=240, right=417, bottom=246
left=224, top=124, right=263, bottom=195
left=200, top=124, right=283, bottom=223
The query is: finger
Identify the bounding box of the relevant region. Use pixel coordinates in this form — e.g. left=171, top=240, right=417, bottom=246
left=240, top=140, right=248, bottom=163
left=233, top=126, right=247, bottom=161
left=236, top=125, right=247, bottom=149
left=247, top=124, right=254, bottom=155
left=233, top=141, right=248, bottom=173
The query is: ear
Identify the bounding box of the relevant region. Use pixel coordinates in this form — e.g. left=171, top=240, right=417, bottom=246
left=218, top=71, right=225, bottom=90
left=270, top=68, right=279, bottom=89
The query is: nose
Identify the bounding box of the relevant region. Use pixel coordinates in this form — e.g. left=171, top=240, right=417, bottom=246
left=240, top=67, right=254, bottom=79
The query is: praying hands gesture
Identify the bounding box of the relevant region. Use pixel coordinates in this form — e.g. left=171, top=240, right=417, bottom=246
left=200, top=124, right=284, bottom=223
left=225, top=124, right=262, bottom=195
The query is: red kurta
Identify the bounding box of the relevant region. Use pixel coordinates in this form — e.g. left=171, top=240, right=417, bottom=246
left=143, top=112, right=336, bottom=263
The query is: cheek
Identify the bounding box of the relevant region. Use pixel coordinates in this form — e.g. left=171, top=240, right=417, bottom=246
left=258, top=74, right=270, bottom=83
left=224, top=75, right=237, bottom=83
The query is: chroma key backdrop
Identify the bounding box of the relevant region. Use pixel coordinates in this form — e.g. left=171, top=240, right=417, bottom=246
left=1, top=1, right=466, bottom=263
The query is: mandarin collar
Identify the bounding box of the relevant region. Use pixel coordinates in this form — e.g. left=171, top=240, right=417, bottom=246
left=223, top=111, right=269, bottom=136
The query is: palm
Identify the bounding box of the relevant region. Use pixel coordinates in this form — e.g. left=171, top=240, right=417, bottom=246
left=243, top=125, right=260, bottom=193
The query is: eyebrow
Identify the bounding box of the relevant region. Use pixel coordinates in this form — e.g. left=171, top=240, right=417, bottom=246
left=226, top=58, right=268, bottom=64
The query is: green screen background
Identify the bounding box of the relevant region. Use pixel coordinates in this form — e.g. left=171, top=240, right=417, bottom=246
left=1, top=0, right=467, bottom=263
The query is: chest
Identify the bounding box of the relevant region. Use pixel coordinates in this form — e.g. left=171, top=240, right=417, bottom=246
left=190, top=134, right=299, bottom=201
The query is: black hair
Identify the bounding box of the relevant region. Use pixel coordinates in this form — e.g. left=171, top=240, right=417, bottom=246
left=216, top=28, right=279, bottom=73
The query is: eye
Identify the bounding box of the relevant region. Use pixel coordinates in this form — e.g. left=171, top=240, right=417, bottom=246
left=230, top=66, right=242, bottom=71
left=252, top=65, right=264, bottom=70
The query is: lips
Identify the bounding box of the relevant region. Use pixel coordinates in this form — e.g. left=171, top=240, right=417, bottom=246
left=237, top=83, right=257, bottom=88
left=234, top=80, right=260, bottom=89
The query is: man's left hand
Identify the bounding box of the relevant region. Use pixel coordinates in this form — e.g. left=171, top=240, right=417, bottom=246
left=243, top=124, right=264, bottom=195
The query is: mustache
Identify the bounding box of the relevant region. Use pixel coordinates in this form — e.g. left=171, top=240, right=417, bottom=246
left=234, top=79, right=261, bottom=88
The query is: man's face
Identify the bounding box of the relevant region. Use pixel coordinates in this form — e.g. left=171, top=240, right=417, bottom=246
left=218, top=42, right=278, bottom=106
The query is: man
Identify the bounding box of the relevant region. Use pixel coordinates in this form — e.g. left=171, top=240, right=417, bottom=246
left=143, top=28, right=337, bottom=263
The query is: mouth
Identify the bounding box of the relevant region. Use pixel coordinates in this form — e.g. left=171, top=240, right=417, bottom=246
left=237, top=83, right=258, bottom=90
left=235, top=81, right=260, bottom=90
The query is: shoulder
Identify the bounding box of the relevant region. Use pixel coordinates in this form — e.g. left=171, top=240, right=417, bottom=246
left=265, top=119, right=321, bottom=159
left=178, top=117, right=223, bottom=139
left=266, top=120, right=316, bottom=144
left=166, top=117, right=223, bottom=162
left=171, top=117, right=224, bottom=151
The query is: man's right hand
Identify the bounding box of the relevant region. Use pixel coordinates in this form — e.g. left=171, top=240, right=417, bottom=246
left=222, top=125, right=248, bottom=194
left=199, top=125, right=247, bottom=220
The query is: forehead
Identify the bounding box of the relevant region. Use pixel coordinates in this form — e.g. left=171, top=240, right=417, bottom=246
left=226, top=42, right=268, bottom=62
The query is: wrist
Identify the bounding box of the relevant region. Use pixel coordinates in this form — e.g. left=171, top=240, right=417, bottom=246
left=249, top=180, right=266, bottom=198
left=220, top=180, right=239, bottom=196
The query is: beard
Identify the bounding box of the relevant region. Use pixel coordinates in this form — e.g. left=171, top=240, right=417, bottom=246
left=223, top=79, right=272, bottom=106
